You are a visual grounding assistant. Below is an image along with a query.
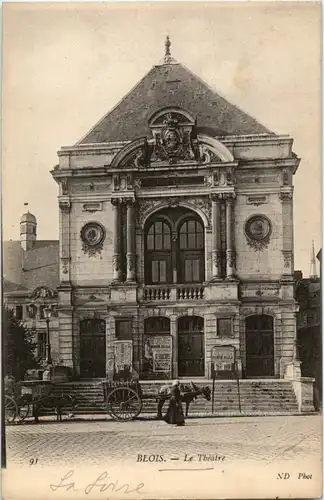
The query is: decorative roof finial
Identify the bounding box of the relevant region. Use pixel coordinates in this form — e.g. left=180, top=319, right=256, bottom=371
left=164, top=35, right=172, bottom=63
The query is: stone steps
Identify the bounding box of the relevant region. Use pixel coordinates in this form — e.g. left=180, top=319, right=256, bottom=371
left=45, top=379, right=300, bottom=416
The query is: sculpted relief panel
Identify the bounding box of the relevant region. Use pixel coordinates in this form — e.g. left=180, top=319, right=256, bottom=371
left=135, top=196, right=212, bottom=227
left=70, top=178, right=112, bottom=194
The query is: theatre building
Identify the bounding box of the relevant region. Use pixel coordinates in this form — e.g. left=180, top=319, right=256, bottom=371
left=48, top=40, right=309, bottom=390
left=5, top=41, right=315, bottom=411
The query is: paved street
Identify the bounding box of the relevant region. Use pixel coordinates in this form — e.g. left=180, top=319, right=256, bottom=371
left=5, top=414, right=322, bottom=468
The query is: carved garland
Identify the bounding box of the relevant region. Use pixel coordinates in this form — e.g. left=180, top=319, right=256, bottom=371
left=187, top=197, right=212, bottom=227
left=136, top=200, right=158, bottom=225
left=282, top=251, right=292, bottom=268
left=136, top=196, right=211, bottom=227
left=61, top=258, right=70, bottom=274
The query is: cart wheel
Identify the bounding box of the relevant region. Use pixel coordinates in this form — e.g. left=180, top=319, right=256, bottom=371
left=107, top=387, right=142, bottom=421
left=5, top=396, right=18, bottom=424
left=17, top=403, right=31, bottom=422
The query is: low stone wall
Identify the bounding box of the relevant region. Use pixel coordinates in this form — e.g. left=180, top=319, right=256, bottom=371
left=291, top=377, right=315, bottom=412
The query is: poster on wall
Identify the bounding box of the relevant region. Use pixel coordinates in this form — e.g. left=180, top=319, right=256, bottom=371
left=211, top=344, right=236, bottom=372
left=114, top=340, right=133, bottom=371
left=153, top=351, right=172, bottom=372
left=144, top=335, right=172, bottom=373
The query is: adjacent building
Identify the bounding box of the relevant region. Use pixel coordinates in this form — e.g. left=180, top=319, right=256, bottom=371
left=295, top=247, right=322, bottom=403
left=3, top=212, right=59, bottom=367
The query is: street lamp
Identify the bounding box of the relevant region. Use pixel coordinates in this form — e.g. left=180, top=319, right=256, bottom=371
left=44, top=306, right=52, bottom=365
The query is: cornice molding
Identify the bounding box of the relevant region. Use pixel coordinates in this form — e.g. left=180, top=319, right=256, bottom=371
left=221, top=134, right=293, bottom=145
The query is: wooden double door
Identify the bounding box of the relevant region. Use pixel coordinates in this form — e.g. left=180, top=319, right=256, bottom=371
left=80, top=319, right=106, bottom=378
left=178, top=316, right=204, bottom=377
left=245, top=315, right=274, bottom=377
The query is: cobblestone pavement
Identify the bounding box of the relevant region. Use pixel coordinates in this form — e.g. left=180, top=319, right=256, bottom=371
left=5, top=414, right=322, bottom=468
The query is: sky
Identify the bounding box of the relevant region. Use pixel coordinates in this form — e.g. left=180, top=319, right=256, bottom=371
left=2, top=2, right=322, bottom=276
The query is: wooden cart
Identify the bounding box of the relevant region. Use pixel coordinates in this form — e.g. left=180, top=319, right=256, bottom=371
left=4, top=380, right=53, bottom=424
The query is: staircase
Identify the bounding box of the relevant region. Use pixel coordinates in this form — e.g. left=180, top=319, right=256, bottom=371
left=51, top=379, right=300, bottom=417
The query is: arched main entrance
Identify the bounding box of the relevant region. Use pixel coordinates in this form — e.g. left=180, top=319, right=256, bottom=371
left=245, top=315, right=274, bottom=377
left=178, top=316, right=204, bottom=377
left=80, top=318, right=106, bottom=378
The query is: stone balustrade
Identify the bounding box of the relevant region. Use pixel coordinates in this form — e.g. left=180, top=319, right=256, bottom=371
left=142, top=284, right=205, bottom=302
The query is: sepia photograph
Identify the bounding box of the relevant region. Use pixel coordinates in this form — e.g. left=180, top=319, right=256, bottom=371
left=1, top=2, right=322, bottom=499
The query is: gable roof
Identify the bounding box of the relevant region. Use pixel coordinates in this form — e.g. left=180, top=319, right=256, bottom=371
left=79, top=62, right=274, bottom=145
left=3, top=240, right=59, bottom=295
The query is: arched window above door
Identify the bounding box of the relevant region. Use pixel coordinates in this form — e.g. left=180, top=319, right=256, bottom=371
left=144, top=210, right=205, bottom=285
left=179, top=220, right=204, bottom=250
left=147, top=220, right=171, bottom=250
left=145, top=219, right=172, bottom=284
left=178, top=218, right=205, bottom=283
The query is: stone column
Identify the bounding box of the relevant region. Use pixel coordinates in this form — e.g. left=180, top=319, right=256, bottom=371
left=111, top=198, right=122, bottom=282
left=126, top=198, right=136, bottom=282
left=211, top=194, right=222, bottom=280
left=225, top=194, right=236, bottom=279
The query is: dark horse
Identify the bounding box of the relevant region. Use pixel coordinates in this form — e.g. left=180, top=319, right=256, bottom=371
left=157, top=382, right=211, bottom=419
left=31, top=393, right=78, bottom=423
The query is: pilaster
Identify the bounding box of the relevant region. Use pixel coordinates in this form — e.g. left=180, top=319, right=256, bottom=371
left=111, top=198, right=123, bottom=283
left=225, top=194, right=236, bottom=280
left=280, top=191, right=294, bottom=278
left=59, top=199, right=71, bottom=284
left=125, top=198, right=136, bottom=282
left=211, top=194, right=222, bottom=280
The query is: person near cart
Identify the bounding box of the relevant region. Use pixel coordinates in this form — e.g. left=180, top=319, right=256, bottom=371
left=163, top=379, right=185, bottom=426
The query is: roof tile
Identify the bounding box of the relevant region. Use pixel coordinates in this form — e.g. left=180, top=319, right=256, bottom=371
left=79, top=62, right=273, bottom=144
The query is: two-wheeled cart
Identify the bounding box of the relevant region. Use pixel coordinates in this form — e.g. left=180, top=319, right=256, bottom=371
left=102, top=380, right=145, bottom=421
left=4, top=380, right=53, bottom=424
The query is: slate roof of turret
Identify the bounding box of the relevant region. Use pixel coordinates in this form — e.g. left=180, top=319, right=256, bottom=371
left=79, top=60, right=274, bottom=144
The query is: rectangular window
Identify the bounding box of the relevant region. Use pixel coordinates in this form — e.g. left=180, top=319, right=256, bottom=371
left=217, top=318, right=232, bottom=338
left=159, top=261, right=166, bottom=282
left=15, top=305, right=23, bottom=320
left=184, top=259, right=200, bottom=282
left=152, top=260, right=166, bottom=283
left=188, top=233, right=196, bottom=249
left=185, top=259, right=192, bottom=282
left=164, top=234, right=171, bottom=250
left=115, top=319, right=132, bottom=340
left=192, top=259, right=200, bottom=281
left=197, top=232, right=204, bottom=249
left=38, top=331, right=46, bottom=358
left=147, top=234, right=154, bottom=250
left=180, top=233, right=186, bottom=249
left=152, top=261, right=159, bottom=283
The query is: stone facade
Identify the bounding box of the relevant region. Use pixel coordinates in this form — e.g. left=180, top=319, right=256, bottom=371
left=51, top=84, right=300, bottom=381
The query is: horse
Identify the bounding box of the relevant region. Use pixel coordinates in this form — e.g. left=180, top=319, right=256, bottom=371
left=157, top=382, right=211, bottom=419
left=32, top=393, right=78, bottom=423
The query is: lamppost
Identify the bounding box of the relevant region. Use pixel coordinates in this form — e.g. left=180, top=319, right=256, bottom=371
left=44, top=306, right=52, bottom=365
